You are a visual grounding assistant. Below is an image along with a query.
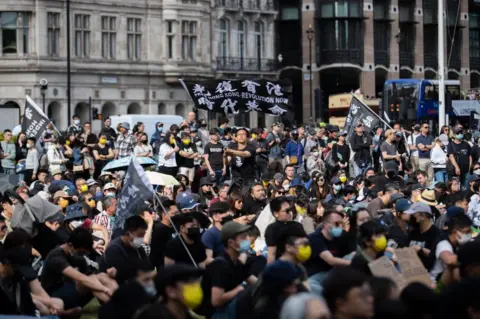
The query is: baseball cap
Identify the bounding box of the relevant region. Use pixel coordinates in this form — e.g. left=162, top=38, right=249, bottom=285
left=411, top=184, right=425, bottom=192
left=262, top=260, right=301, bottom=292
left=53, top=190, right=71, bottom=200
left=273, top=173, right=284, bottom=182
left=51, top=168, right=63, bottom=176
left=389, top=193, right=405, bottom=204
left=339, top=131, right=348, bottom=137
left=330, top=125, right=340, bottom=132
left=330, top=176, right=340, bottom=184
left=209, top=128, right=219, bottom=135
left=384, top=161, right=398, bottom=173
left=103, top=183, right=117, bottom=191
left=86, top=178, right=98, bottom=187
left=209, top=201, right=230, bottom=215
left=395, top=198, right=413, bottom=212
left=446, top=206, right=465, bottom=219
left=439, top=134, right=449, bottom=146
left=468, top=175, right=480, bottom=184
left=272, top=121, right=282, bottom=127
left=200, top=176, right=215, bottom=187
left=178, top=194, right=200, bottom=210
left=290, top=178, right=303, bottom=188
left=119, top=122, right=130, bottom=130
left=404, top=202, right=433, bottom=215
left=395, top=131, right=402, bottom=137
left=221, top=221, right=251, bottom=242
left=155, top=264, right=204, bottom=297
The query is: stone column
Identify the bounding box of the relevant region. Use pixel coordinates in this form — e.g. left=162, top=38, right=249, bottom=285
left=388, top=0, right=400, bottom=79
left=413, top=0, right=425, bottom=79
left=459, top=0, right=470, bottom=90
left=301, top=0, right=319, bottom=124
left=361, top=0, right=375, bottom=98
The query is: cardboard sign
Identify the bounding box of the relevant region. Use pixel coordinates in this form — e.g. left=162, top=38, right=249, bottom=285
left=395, top=247, right=433, bottom=288
left=368, top=247, right=433, bottom=290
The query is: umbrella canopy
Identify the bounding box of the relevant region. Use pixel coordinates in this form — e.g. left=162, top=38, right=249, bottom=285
left=145, top=171, right=180, bottom=186
left=102, top=156, right=157, bottom=172
left=0, top=173, right=19, bottom=193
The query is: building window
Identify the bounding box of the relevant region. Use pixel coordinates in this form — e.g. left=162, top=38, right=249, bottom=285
left=471, top=14, right=480, bottom=60
left=423, top=0, right=437, bottom=24
left=374, top=0, right=389, bottom=63
left=235, top=20, right=246, bottom=58
left=319, top=0, right=362, bottom=18
left=47, top=12, right=60, bottom=56
left=74, top=14, right=90, bottom=57
left=217, top=19, right=229, bottom=58
left=127, top=18, right=141, bottom=60
left=181, top=21, right=197, bottom=60
left=101, top=16, right=116, bottom=59
left=0, top=12, right=30, bottom=55
left=167, top=21, right=174, bottom=59
left=253, top=21, right=264, bottom=60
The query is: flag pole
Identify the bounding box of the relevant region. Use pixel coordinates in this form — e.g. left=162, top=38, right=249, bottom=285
left=351, top=93, right=393, bottom=130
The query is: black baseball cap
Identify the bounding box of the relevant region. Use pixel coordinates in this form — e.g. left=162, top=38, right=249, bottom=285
left=209, top=128, right=219, bottom=135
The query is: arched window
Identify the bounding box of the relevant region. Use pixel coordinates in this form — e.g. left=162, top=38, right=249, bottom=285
left=235, top=20, right=245, bottom=58
left=217, top=19, right=229, bottom=58
left=253, top=21, right=264, bottom=60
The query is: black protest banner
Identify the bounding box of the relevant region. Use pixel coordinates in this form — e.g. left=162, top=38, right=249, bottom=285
left=114, top=157, right=154, bottom=230
left=179, top=79, right=290, bottom=115
left=22, top=96, right=50, bottom=140
left=344, top=95, right=382, bottom=142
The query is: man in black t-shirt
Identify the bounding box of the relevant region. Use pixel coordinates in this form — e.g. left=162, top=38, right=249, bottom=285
left=265, top=197, right=293, bottom=264
left=150, top=200, right=179, bottom=269
left=225, top=128, right=257, bottom=189
left=448, top=126, right=472, bottom=185
left=164, top=213, right=207, bottom=268
left=204, top=128, right=226, bottom=185
left=178, top=132, right=199, bottom=183
left=405, top=202, right=441, bottom=271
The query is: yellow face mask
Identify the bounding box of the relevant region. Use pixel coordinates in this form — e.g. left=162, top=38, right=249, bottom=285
left=251, top=133, right=257, bottom=139
left=58, top=199, right=69, bottom=209
left=99, top=138, right=107, bottom=145
left=262, top=180, right=269, bottom=187
left=80, top=184, right=88, bottom=193
left=181, top=282, right=203, bottom=310
left=373, top=235, right=387, bottom=252
left=182, top=138, right=191, bottom=145
left=296, top=245, right=312, bottom=262
left=339, top=176, right=347, bottom=183
left=66, top=140, right=71, bottom=146
left=169, top=138, right=176, bottom=145
left=88, top=199, right=96, bottom=208
left=295, top=204, right=306, bottom=216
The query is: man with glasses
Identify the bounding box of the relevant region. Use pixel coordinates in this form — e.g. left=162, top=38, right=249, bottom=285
left=1, top=129, right=16, bottom=175
left=416, top=123, right=435, bottom=183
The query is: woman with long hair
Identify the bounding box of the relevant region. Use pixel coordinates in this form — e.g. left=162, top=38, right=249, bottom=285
left=157, top=132, right=179, bottom=176
left=228, top=192, right=246, bottom=218
left=448, top=177, right=462, bottom=195
left=303, top=200, right=325, bottom=234
left=308, top=172, right=329, bottom=200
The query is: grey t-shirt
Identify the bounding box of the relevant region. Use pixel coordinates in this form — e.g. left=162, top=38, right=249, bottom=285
left=380, top=141, right=397, bottom=163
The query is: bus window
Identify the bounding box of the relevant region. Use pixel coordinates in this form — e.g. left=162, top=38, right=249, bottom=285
left=424, top=85, right=438, bottom=100
left=446, top=85, right=460, bottom=100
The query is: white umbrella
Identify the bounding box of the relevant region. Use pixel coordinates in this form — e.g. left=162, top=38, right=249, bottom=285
left=145, top=171, right=180, bottom=186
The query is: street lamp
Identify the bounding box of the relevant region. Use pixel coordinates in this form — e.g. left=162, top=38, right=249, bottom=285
left=39, top=78, right=48, bottom=113
left=66, top=0, right=72, bottom=126
left=306, top=24, right=315, bottom=124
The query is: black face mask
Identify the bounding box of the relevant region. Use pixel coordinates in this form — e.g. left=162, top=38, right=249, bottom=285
left=187, top=227, right=201, bottom=239
left=387, top=171, right=396, bottom=179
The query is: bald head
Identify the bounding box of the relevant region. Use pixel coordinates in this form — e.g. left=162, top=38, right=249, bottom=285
left=187, top=112, right=196, bottom=122
left=280, top=293, right=330, bottom=319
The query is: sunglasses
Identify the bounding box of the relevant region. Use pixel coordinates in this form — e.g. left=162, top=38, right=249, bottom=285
left=277, top=191, right=286, bottom=195
left=0, top=225, right=7, bottom=231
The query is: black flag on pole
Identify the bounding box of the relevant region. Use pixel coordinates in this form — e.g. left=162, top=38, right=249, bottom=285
left=22, top=96, right=51, bottom=141
left=179, top=78, right=290, bottom=116
left=343, top=95, right=381, bottom=142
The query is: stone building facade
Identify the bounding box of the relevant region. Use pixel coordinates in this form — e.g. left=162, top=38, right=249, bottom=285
left=0, top=0, right=278, bottom=130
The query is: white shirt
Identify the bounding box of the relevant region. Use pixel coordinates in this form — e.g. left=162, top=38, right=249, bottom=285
left=158, top=143, right=177, bottom=167
left=407, top=133, right=421, bottom=157
left=429, top=239, right=453, bottom=282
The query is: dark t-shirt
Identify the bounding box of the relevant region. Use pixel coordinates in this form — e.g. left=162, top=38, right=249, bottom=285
left=350, top=253, right=372, bottom=275
left=447, top=141, right=472, bottom=175
left=164, top=236, right=207, bottom=266
left=228, top=142, right=257, bottom=180
left=150, top=223, right=176, bottom=269
left=265, top=220, right=291, bottom=259
left=41, top=247, right=91, bottom=293
left=373, top=175, right=406, bottom=190
left=304, top=228, right=347, bottom=275
left=204, top=142, right=224, bottom=170
left=380, top=141, right=397, bottom=162
left=202, top=226, right=224, bottom=258
left=408, top=225, right=441, bottom=271
left=416, top=134, right=435, bottom=159
left=178, top=142, right=198, bottom=168
left=100, top=237, right=148, bottom=273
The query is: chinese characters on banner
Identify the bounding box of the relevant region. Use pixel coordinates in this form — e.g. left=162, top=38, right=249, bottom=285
left=343, top=95, right=381, bottom=142
left=22, top=96, right=51, bottom=141
left=179, top=79, right=290, bottom=116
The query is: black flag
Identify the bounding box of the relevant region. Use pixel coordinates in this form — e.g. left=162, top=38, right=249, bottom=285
left=179, top=78, right=290, bottom=115
left=343, top=95, right=381, bottom=142
left=22, top=96, right=51, bottom=141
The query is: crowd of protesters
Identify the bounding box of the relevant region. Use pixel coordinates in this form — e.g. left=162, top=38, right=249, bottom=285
left=1, top=110, right=480, bottom=319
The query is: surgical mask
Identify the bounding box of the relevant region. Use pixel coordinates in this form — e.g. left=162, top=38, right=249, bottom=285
left=187, top=227, right=201, bottom=239
left=333, top=184, right=342, bottom=192
left=456, top=134, right=464, bottom=140
left=339, top=176, right=347, bottom=183
left=182, top=138, right=191, bottom=145
left=74, top=120, right=80, bottom=125
left=296, top=245, right=312, bottom=262
left=69, top=220, right=83, bottom=229
left=181, top=282, right=203, bottom=310
left=99, top=138, right=107, bottom=145
left=329, top=226, right=343, bottom=238
left=105, top=192, right=116, bottom=197
left=238, top=239, right=251, bottom=253
left=284, top=184, right=290, bottom=191
left=58, top=199, right=69, bottom=209
left=169, top=138, right=176, bottom=145
left=312, top=151, right=319, bottom=157
left=26, top=143, right=33, bottom=149
left=143, top=282, right=157, bottom=297
left=457, top=232, right=472, bottom=245
left=157, top=127, right=163, bottom=132
left=95, top=192, right=103, bottom=201
left=373, top=235, right=387, bottom=252
left=80, top=184, right=88, bottom=193
left=295, top=204, right=306, bottom=216
left=474, top=169, right=480, bottom=175
left=132, top=237, right=144, bottom=248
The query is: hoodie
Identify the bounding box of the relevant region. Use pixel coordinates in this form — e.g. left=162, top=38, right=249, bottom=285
left=430, top=145, right=447, bottom=168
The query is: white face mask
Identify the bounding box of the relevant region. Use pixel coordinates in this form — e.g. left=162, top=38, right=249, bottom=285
left=26, top=143, right=33, bottom=149
left=474, top=169, right=480, bottom=176
left=312, top=151, right=319, bottom=157
left=69, top=220, right=83, bottom=229
left=74, top=119, right=80, bottom=125
left=132, top=237, right=144, bottom=248
left=457, top=232, right=472, bottom=245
